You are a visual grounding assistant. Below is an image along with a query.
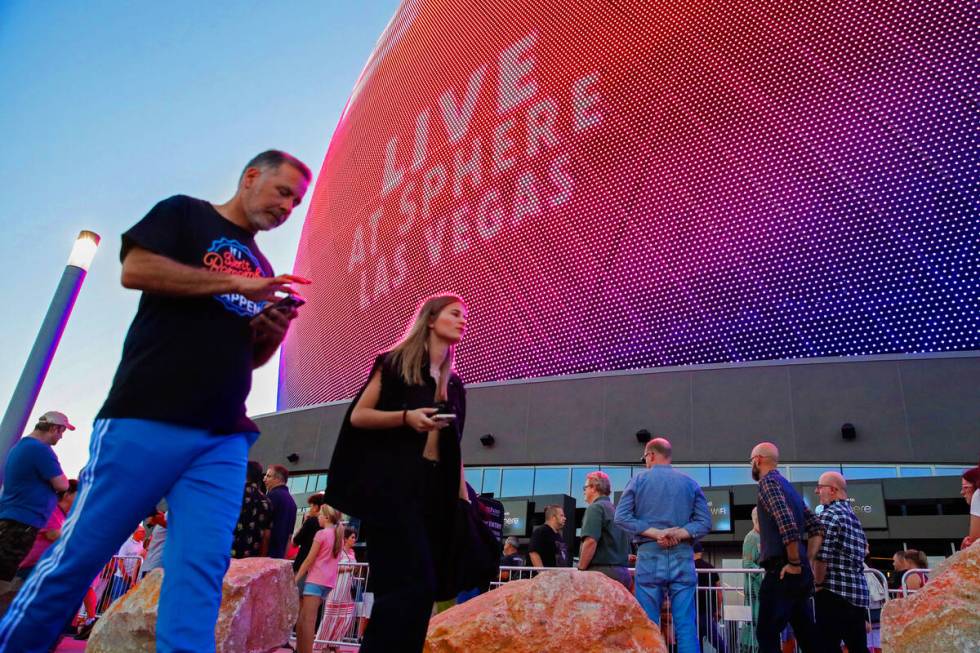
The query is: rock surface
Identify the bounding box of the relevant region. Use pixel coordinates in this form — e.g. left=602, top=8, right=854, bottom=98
left=424, top=570, right=666, bottom=653
left=87, top=557, right=299, bottom=653
left=881, top=541, right=980, bottom=653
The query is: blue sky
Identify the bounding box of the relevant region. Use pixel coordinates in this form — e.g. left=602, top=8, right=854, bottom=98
left=0, top=1, right=401, bottom=476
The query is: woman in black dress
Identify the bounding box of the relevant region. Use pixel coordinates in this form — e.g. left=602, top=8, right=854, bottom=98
left=325, top=294, right=495, bottom=652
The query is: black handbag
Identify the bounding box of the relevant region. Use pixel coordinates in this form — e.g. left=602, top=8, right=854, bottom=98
left=437, top=485, right=501, bottom=600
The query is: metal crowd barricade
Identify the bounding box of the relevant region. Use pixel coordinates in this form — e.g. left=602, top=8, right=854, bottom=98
left=304, top=563, right=897, bottom=652
left=494, top=566, right=769, bottom=653
left=899, top=568, right=930, bottom=596
left=690, top=567, right=894, bottom=653
left=865, top=567, right=889, bottom=653
left=312, top=561, right=371, bottom=651
left=692, top=567, right=765, bottom=653
left=92, top=554, right=144, bottom=617
left=495, top=566, right=898, bottom=653
left=492, top=564, right=562, bottom=587
left=693, top=567, right=895, bottom=653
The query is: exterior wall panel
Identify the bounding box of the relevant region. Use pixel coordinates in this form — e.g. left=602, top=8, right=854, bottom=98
left=252, top=354, right=980, bottom=470
left=790, top=361, right=912, bottom=461
left=691, top=366, right=795, bottom=460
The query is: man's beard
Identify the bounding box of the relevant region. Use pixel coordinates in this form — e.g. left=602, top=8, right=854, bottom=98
left=751, top=463, right=760, bottom=481
left=247, top=209, right=281, bottom=232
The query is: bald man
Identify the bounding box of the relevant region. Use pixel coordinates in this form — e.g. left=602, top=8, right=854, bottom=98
left=616, top=438, right=711, bottom=653
left=813, top=472, right=870, bottom=653
left=750, top=442, right=824, bottom=652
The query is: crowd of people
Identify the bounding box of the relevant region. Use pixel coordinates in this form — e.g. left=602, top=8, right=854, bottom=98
left=3, top=407, right=973, bottom=653
left=487, top=440, right=980, bottom=653
left=0, top=418, right=370, bottom=650
left=0, top=149, right=975, bottom=653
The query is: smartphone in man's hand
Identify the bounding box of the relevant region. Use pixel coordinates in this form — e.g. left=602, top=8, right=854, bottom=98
left=268, top=295, right=306, bottom=312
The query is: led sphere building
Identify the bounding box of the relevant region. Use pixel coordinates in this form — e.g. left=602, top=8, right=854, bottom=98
left=251, top=0, right=978, bottom=557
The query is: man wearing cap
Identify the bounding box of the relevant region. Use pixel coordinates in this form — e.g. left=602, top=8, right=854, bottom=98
left=0, top=412, right=72, bottom=595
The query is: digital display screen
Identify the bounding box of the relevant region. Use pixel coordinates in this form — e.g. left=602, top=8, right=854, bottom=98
left=801, top=482, right=888, bottom=530
left=501, top=499, right=530, bottom=537
left=280, top=0, right=976, bottom=408
left=703, top=489, right=733, bottom=533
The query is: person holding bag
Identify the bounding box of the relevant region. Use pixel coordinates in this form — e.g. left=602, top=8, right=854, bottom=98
left=325, top=294, right=496, bottom=653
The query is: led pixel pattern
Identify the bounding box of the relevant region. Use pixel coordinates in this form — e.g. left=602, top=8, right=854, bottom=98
left=280, top=0, right=977, bottom=407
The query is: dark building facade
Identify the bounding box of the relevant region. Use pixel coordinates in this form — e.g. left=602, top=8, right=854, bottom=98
left=252, top=352, right=978, bottom=558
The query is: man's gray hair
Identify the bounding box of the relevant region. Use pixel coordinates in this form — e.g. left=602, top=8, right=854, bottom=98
left=241, top=149, right=312, bottom=182
left=504, top=536, right=519, bottom=548
left=585, top=471, right=612, bottom=496
left=268, top=464, right=289, bottom=482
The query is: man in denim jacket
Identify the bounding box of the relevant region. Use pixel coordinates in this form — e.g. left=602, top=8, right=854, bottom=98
left=615, top=438, right=712, bottom=653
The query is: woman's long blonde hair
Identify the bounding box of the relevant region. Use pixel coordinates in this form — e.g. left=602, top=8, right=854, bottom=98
left=319, top=505, right=345, bottom=558
left=389, top=294, right=464, bottom=402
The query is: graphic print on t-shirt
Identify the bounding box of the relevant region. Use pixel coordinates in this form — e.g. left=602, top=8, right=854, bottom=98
left=555, top=538, right=569, bottom=566
left=203, top=237, right=268, bottom=317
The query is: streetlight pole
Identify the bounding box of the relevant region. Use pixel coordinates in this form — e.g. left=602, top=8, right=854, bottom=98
left=0, top=230, right=101, bottom=486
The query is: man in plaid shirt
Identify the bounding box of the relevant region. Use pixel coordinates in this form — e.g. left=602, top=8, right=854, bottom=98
left=751, top=442, right=824, bottom=653
left=813, top=471, right=870, bottom=653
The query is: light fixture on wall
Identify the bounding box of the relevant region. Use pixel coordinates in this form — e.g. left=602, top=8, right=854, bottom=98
left=635, top=429, right=652, bottom=444
left=286, top=452, right=300, bottom=463
left=841, top=423, right=857, bottom=441
left=480, top=434, right=495, bottom=447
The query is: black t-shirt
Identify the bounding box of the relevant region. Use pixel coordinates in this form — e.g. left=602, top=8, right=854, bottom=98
left=529, top=524, right=570, bottom=567
left=97, top=195, right=272, bottom=433
left=500, top=552, right=526, bottom=567
left=292, top=515, right=323, bottom=571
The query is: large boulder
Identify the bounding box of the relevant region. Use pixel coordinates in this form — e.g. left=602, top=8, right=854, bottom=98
left=424, top=570, right=666, bottom=653
left=881, top=541, right=980, bottom=653
left=87, top=557, right=299, bottom=652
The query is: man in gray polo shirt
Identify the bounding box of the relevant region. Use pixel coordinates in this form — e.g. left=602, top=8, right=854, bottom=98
left=578, top=471, right=631, bottom=589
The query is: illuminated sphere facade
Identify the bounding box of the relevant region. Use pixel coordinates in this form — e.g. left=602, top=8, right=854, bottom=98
left=280, top=0, right=977, bottom=408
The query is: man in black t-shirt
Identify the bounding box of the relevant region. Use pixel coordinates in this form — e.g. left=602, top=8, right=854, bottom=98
left=292, top=492, right=326, bottom=572
left=0, top=150, right=312, bottom=653
left=500, top=537, right=525, bottom=567
left=528, top=505, right=570, bottom=568
left=499, top=537, right=527, bottom=582
left=694, top=542, right=729, bottom=653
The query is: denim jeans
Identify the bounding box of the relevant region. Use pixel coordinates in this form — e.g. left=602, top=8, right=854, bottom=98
left=634, top=542, right=699, bottom=653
